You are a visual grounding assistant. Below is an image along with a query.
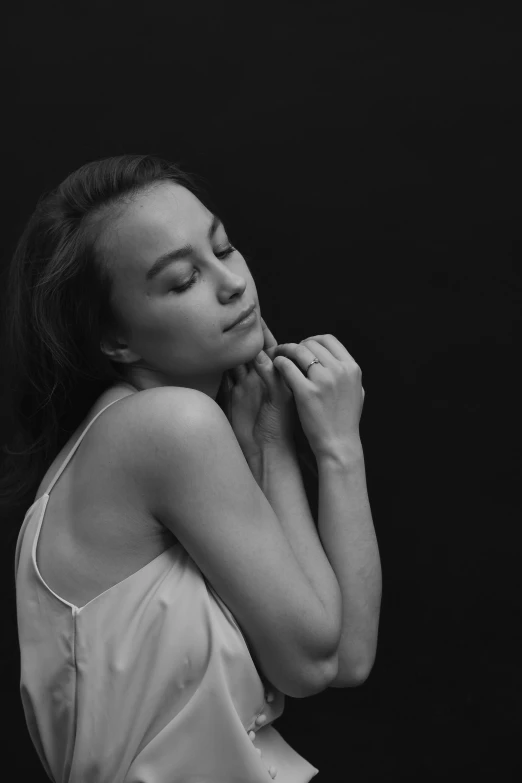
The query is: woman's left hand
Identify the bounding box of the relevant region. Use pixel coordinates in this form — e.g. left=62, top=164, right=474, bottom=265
left=227, top=317, right=297, bottom=462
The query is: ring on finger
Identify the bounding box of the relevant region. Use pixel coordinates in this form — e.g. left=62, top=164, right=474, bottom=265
left=278, top=342, right=324, bottom=374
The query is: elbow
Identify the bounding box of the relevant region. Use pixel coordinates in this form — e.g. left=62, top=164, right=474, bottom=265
left=288, top=651, right=340, bottom=698
left=286, top=645, right=375, bottom=696
left=340, top=663, right=372, bottom=688
left=328, top=655, right=375, bottom=688
left=328, top=631, right=379, bottom=688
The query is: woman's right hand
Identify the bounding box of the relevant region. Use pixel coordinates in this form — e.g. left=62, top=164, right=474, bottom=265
left=272, top=334, right=366, bottom=461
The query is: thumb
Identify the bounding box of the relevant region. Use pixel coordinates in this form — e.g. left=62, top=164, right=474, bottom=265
left=272, top=354, right=304, bottom=393
left=253, top=350, right=283, bottom=393
left=254, top=349, right=270, bottom=365
left=264, top=345, right=279, bottom=362
left=253, top=349, right=274, bottom=380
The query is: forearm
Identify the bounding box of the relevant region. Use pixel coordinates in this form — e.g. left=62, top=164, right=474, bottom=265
left=317, top=445, right=382, bottom=686
left=248, top=444, right=342, bottom=654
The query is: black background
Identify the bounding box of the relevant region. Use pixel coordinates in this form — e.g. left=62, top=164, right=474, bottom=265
left=2, top=1, right=521, bottom=781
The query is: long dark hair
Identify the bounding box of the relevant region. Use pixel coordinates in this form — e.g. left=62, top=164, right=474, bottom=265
left=0, top=153, right=318, bottom=540
left=0, top=155, right=232, bottom=526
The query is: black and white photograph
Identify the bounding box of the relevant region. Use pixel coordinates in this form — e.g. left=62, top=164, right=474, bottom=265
left=1, top=2, right=520, bottom=781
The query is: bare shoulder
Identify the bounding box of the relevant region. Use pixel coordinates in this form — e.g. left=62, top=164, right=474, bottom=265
left=110, top=385, right=222, bottom=485
left=115, top=385, right=219, bottom=432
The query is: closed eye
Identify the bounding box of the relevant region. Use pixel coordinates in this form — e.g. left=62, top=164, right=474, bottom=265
left=170, top=245, right=237, bottom=293
left=215, top=245, right=236, bottom=259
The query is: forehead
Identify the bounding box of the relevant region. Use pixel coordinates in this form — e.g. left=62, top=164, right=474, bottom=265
left=98, top=181, right=211, bottom=274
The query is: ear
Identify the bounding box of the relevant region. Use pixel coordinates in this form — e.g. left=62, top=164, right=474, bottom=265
left=99, top=336, right=141, bottom=365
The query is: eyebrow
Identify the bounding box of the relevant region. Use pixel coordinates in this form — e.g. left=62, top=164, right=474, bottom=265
left=145, top=213, right=224, bottom=282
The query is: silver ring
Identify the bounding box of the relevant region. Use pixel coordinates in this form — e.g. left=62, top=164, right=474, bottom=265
left=305, top=358, right=321, bottom=377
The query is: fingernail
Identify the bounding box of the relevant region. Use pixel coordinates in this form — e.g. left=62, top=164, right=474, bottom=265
left=255, top=351, right=266, bottom=362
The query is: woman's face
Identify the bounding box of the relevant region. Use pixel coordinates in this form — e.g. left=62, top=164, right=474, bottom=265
left=98, top=180, right=264, bottom=398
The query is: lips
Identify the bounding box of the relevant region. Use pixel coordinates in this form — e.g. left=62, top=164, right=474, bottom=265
left=224, top=304, right=256, bottom=331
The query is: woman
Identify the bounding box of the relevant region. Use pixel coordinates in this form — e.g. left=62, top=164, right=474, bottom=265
left=4, top=154, right=381, bottom=782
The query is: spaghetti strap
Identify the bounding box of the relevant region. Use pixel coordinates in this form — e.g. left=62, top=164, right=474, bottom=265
left=43, top=397, right=126, bottom=497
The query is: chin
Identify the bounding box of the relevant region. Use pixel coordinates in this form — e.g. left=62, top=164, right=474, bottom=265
left=250, top=332, right=265, bottom=356
left=229, top=335, right=264, bottom=365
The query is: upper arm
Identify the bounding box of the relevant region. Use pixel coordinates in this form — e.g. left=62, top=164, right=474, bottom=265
left=125, top=387, right=338, bottom=698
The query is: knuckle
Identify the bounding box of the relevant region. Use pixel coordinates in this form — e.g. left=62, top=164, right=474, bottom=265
left=322, top=373, right=335, bottom=387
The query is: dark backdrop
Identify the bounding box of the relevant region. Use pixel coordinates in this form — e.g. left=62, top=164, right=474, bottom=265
left=2, top=1, right=521, bottom=781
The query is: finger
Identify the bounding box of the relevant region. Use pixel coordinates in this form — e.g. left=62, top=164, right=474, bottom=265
left=260, top=317, right=279, bottom=358
left=258, top=359, right=294, bottom=396
left=229, top=364, right=249, bottom=384
left=252, top=350, right=280, bottom=391
left=245, top=359, right=262, bottom=374
left=253, top=350, right=294, bottom=399
left=297, top=338, right=337, bottom=367
left=272, top=352, right=313, bottom=390
left=300, top=334, right=353, bottom=363
left=273, top=341, right=332, bottom=373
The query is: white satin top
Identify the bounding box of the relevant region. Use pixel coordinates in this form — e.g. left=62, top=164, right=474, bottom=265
left=14, top=396, right=320, bottom=783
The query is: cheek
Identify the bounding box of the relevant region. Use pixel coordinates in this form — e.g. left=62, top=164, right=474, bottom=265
left=168, top=309, right=213, bottom=344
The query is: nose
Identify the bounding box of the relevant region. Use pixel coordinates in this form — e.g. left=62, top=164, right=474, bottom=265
left=219, top=269, right=247, bottom=298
